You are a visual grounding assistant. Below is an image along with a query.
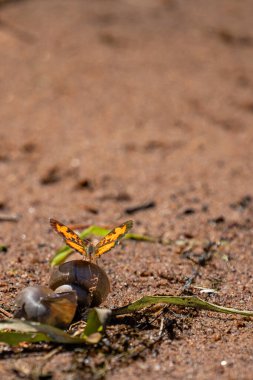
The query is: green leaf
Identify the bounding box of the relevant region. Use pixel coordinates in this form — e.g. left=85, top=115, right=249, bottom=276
left=50, top=225, right=156, bottom=266
left=78, top=226, right=156, bottom=243
left=50, top=249, right=72, bottom=266
left=81, top=308, right=111, bottom=343
left=0, top=314, right=108, bottom=346
left=0, top=319, right=85, bottom=345
left=0, top=331, right=50, bottom=345
left=111, top=295, right=253, bottom=317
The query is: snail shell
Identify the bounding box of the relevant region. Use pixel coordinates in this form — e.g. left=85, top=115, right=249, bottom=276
left=49, top=260, right=111, bottom=308
left=14, top=285, right=77, bottom=327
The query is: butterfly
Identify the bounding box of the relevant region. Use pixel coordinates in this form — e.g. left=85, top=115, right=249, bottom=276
left=50, top=218, right=133, bottom=260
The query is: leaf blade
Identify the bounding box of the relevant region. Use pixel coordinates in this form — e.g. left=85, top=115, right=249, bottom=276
left=111, top=295, right=253, bottom=317
left=0, top=319, right=84, bottom=345
left=81, top=308, right=111, bottom=343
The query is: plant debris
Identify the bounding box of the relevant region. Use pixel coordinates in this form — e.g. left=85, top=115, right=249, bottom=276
left=0, top=213, right=20, bottom=222
left=40, top=167, right=61, bottom=185
left=0, top=244, right=8, bottom=252
left=230, top=195, right=252, bottom=211
left=124, top=201, right=156, bottom=215
left=208, top=216, right=226, bottom=225
left=182, top=207, right=196, bottom=215
left=74, top=178, right=93, bottom=190
left=0, top=307, right=110, bottom=346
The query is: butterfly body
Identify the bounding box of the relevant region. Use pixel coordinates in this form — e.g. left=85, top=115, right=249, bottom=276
left=50, top=218, right=133, bottom=261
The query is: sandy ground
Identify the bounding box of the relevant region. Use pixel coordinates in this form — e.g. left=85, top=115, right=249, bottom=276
left=0, top=0, right=253, bottom=379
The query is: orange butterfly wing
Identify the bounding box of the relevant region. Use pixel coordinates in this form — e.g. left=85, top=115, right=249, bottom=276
left=50, top=218, right=88, bottom=257
left=94, top=220, right=133, bottom=257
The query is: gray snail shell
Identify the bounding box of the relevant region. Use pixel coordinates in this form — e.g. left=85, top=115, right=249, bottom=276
left=49, top=260, right=111, bottom=308
left=14, top=285, right=77, bottom=327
